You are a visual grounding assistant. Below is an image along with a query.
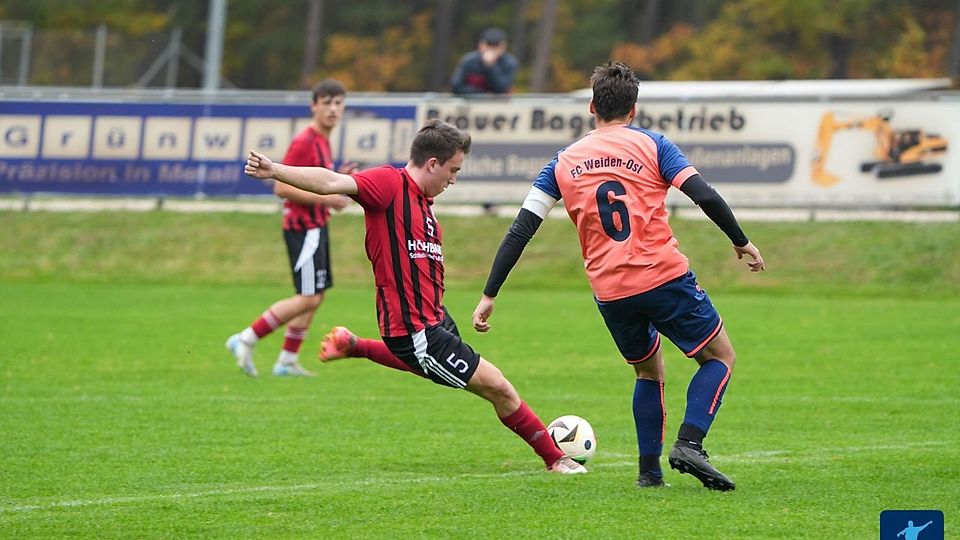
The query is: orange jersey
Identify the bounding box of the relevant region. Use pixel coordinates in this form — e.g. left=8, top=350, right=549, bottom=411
left=532, top=124, right=699, bottom=301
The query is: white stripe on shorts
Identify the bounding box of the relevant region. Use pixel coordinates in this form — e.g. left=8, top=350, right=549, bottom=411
left=412, top=330, right=465, bottom=388
left=425, top=356, right=466, bottom=388
left=294, top=228, right=320, bottom=295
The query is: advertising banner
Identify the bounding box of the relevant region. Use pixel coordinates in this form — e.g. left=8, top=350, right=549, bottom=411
left=422, top=98, right=959, bottom=207
left=0, top=100, right=416, bottom=197
left=1, top=95, right=956, bottom=207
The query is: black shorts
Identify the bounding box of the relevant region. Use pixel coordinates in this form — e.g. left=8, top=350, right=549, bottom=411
left=439, top=305, right=459, bottom=336
left=284, top=227, right=332, bottom=295
left=383, top=313, right=480, bottom=389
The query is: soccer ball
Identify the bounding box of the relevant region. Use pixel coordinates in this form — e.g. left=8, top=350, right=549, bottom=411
left=547, top=415, right=597, bottom=464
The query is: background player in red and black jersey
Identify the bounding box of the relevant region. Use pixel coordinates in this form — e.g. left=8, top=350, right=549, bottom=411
left=243, top=120, right=586, bottom=474
left=226, top=80, right=355, bottom=377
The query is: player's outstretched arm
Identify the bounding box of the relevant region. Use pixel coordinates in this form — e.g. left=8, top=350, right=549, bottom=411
left=245, top=150, right=358, bottom=196
left=473, top=186, right=557, bottom=332
left=273, top=181, right=353, bottom=209
left=679, top=174, right=764, bottom=272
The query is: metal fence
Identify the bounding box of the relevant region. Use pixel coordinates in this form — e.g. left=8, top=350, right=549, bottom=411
left=0, top=22, right=217, bottom=89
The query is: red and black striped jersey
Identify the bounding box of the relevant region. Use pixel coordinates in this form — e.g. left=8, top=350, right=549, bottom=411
left=280, top=126, right=333, bottom=231
left=352, top=165, right=445, bottom=337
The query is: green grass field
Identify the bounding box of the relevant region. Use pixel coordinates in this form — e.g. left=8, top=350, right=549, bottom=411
left=1, top=210, right=958, bottom=538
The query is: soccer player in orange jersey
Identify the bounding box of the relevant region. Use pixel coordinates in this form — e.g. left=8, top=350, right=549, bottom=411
left=473, top=62, right=764, bottom=490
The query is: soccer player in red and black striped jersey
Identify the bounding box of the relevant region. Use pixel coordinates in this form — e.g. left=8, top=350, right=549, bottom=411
left=226, top=80, right=355, bottom=377
left=244, top=119, right=586, bottom=474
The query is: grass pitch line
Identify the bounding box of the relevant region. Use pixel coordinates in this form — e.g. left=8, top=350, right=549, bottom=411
left=1, top=473, right=549, bottom=514
left=1, top=440, right=948, bottom=513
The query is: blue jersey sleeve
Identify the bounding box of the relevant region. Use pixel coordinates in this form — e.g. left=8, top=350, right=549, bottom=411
left=532, top=157, right=561, bottom=200
left=654, top=134, right=694, bottom=183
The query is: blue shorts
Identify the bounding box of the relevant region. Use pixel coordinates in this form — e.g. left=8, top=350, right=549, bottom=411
left=595, top=271, right=723, bottom=363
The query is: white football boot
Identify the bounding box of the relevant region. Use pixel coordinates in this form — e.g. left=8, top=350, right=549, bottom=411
left=225, top=333, right=258, bottom=377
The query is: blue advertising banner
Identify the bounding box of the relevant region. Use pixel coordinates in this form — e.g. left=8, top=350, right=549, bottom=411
left=0, top=101, right=416, bottom=197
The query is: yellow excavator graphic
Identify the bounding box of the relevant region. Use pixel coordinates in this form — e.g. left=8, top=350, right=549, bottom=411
left=812, top=110, right=948, bottom=186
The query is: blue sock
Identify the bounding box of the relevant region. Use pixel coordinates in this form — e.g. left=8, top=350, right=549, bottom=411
left=682, top=359, right=730, bottom=438
left=633, top=378, right=665, bottom=474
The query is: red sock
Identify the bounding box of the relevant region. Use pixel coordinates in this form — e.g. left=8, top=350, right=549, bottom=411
left=283, top=326, right=307, bottom=353
left=354, top=338, right=423, bottom=377
left=499, top=401, right=564, bottom=466
left=250, top=309, right=281, bottom=338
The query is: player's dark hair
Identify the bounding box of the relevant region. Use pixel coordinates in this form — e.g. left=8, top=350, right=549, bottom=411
left=590, top=62, right=640, bottom=122
left=409, top=119, right=472, bottom=166
left=311, top=79, right=346, bottom=102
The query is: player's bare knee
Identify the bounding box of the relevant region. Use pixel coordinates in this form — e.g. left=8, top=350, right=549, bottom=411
left=633, top=358, right=664, bottom=381
left=304, top=293, right=325, bottom=309
left=696, top=349, right=735, bottom=370
left=484, top=374, right=518, bottom=405
left=495, top=377, right=520, bottom=403
left=715, top=346, right=736, bottom=370
left=468, top=362, right=518, bottom=407
left=488, top=381, right=521, bottom=412
left=725, top=352, right=736, bottom=370
left=294, top=293, right=323, bottom=311
left=697, top=329, right=736, bottom=369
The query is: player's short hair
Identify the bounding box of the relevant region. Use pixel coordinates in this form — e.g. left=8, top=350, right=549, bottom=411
left=590, top=62, right=640, bottom=122
left=409, top=119, right=472, bottom=166
left=311, top=79, right=346, bottom=102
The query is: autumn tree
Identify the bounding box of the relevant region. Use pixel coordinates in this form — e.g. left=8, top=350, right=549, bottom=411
left=0, top=0, right=955, bottom=89
left=609, top=0, right=957, bottom=80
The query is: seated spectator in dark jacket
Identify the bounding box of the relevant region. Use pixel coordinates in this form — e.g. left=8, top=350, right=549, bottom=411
left=450, top=27, right=519, bottom=95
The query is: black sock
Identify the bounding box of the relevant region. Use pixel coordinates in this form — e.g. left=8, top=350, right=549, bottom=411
left=677, top=423, right=706, bottom=447
left=640, top=455, right=662, bottom=477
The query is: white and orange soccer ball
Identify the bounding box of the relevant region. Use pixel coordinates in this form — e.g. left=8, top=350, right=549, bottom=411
left=547, top=415, right=597, bottom=464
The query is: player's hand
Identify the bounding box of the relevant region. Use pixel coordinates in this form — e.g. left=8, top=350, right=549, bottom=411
left=734, top=241, right=765, bottom=272
left=325, top=194, right=352, bottom=211
left=338, top=161, right=360, bottom=175
left=472, top=295, right=496, bottom=333
left=244, top=150, right=276, bottom=179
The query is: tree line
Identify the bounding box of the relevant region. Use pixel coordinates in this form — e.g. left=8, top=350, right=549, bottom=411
left=1, top=0, right=957, bottom=91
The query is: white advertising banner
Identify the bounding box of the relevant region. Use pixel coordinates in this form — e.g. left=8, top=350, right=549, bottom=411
left=419, top=98, right=959, bottom=207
